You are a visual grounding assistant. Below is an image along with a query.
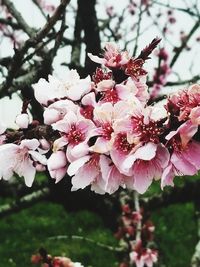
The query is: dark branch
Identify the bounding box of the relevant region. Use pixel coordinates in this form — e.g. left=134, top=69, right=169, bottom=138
left=1, top=0, right=36, bottom=37
left=0, top=0, right=70, bottom=96
left=141, top=180, right=200, bottom=211
left=170, top=19, right=200, bottom=68
left=78, top=0, right=101, bottom=76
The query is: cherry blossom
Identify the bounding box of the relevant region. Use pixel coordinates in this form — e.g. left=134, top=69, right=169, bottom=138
left=0, top=139, right=47, bottom=186
left=3, top=40, right=200, bottom=198
left=52, top=111, right=95, bottom=161
left=88, top=42, right=130, bottom=68
left=47, top=150, right=68, bottom=183
left=33, top=70, right=91, bottom=105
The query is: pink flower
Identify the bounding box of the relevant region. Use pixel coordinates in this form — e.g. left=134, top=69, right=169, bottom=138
left=110, top=132, right=138, bottom=175
left=167, top=84, right=200, bottom=121
left=67, top=154, right=100, bottom=191
left=125, top=58, right=147, bottom=80
left=114, top=104, right=165, bottom=147
left=162, top=121, right=200, bottom=188
left=189, top=106, right=200, bottom=125
left=31, top=254, right=42, bottom=264
left=53, top=256, right=74, bottom=267
left=43, top=99, right=78, bottom=125
left=91, top=102, right=128, bottom=154
left=123, top=143, right=170, bottom=193
left=47, top=151, right=67, bottom=183
left=68, top=153, right=126, bottom=194
left=52, top=111, right=95, bottom=161
left=79, top=92, right=97, bottom=120
left=97, top=155, right=126, bottom=194
left=115, top=77, right=149, bottom=104
left=88, top=43, right=130, bottom=68
left=33, top=70, right=91, bottom=105
left=0, top=139, right=47, bottom=186
left=130, top=240, right=158, bottom=267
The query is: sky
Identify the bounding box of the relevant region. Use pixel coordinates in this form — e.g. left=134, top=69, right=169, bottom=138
left=0, top=0, right=199, bottom=128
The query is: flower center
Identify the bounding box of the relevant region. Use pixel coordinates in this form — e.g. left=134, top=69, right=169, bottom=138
left=101, top=123, right=113, bottom=140
left=114, top=133, right=134, bottom=154
left=131, top=117, right=162, bottom=143
left=80, top=105, right=94, bottom=120
left=92, top=68, right=112, bottom=84
left=101, top=89, right=119, bottom=104
left=67, top=125, right=85, bottom=145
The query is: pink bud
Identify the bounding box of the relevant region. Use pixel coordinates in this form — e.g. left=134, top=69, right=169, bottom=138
left=39, top=138, right=50, bottom=150
left=15, top=113, right=29, bottom=129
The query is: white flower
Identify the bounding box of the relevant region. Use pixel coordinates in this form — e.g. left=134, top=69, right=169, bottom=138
left=33, top=70, right=91, bottom=105
left=0, top=139, right=47, bottom=187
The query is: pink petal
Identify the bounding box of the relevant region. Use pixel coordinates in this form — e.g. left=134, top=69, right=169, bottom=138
left=179, top=120, right=198, bottom=147
left=134, top=142, right=157, bottom=160
left=50, top=167, right=67, bottom=183
left=69, top=142, right=89, bottom=158
left=133, top=161, right=154, bottom=194
left=44, top=108, right=60, bottom=125
left=67, top=155, right=90, bottom=176
left=81, top=92, right=97, bottom=106
left=29, top=150, right=47, bottom=165
left=181, top=141, right=200, bottom=169
left=19, top=159, right=36, bottom=187
left=67, top=76, right=91, bottom=101
left=171, top=152, right=197, bottom=175
left=156, top=144, right=170, bottom=168
left=0, top=144, right=18, bottom=180
left=91, top=137, right=111, bottom=153
left=47, top=151, right=67, bottom=171
left=71, top=162, right=99, bottom=190
left=20, top=139, right=40, bottom=150
left=53, top=137, right=68, bottom=151
left=87, top=53, right=106, bottom=65
left=190, top=106, right=200, bottom=125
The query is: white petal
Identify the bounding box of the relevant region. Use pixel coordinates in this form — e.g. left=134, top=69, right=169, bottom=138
left=67, top=155, right=90, bottom=176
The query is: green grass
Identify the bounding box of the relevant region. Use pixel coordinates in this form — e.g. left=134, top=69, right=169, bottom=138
left=0, top=178, right=199, bottom=267
left=0, top=202, right=119, bottom=267
left=152, top=202, right=197, bottom=267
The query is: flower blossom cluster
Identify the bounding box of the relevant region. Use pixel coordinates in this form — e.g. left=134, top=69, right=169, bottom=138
left=116, top=203, right=158, bottom=267
left=31, top=250, right=83, bottom=267
left=1, top=40, right=200, bottom=194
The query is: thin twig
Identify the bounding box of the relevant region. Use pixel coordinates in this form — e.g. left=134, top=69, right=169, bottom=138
left=1, top=0, right=36, bottom=37
left=48, top=235, right=124, bottom=252
left=0, top=187, right=50, bottom=218
left=170, top=19, right=200, bottom=67
left=0, top=0, right=70, bottom=95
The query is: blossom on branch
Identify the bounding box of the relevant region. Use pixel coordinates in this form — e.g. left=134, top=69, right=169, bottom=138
left=3, top=40, right=200, bottom=194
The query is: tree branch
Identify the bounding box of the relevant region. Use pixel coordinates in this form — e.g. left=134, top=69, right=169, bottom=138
left=1, top=0, right=36, bottom=37
left=141, top=180, right=200, bottom=211
left=0, top=187, right=50, bottom=218
left=170, top=19, right=200, bottom=68
left=0, top=0, right=70, bottom=96
left=0, top=17, right=21, bottom=30
left=78, top=0, right=101, bottom=76
left=148, top=75, right=200, bottom=88
left=48, top=235, right=124, bottom=252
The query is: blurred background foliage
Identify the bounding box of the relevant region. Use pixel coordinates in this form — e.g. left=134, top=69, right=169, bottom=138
left=0, top=174, right=199, bottom=267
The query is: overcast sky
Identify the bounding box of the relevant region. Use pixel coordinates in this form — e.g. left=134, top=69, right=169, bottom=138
left=0, top=0, right=199, bottom=128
